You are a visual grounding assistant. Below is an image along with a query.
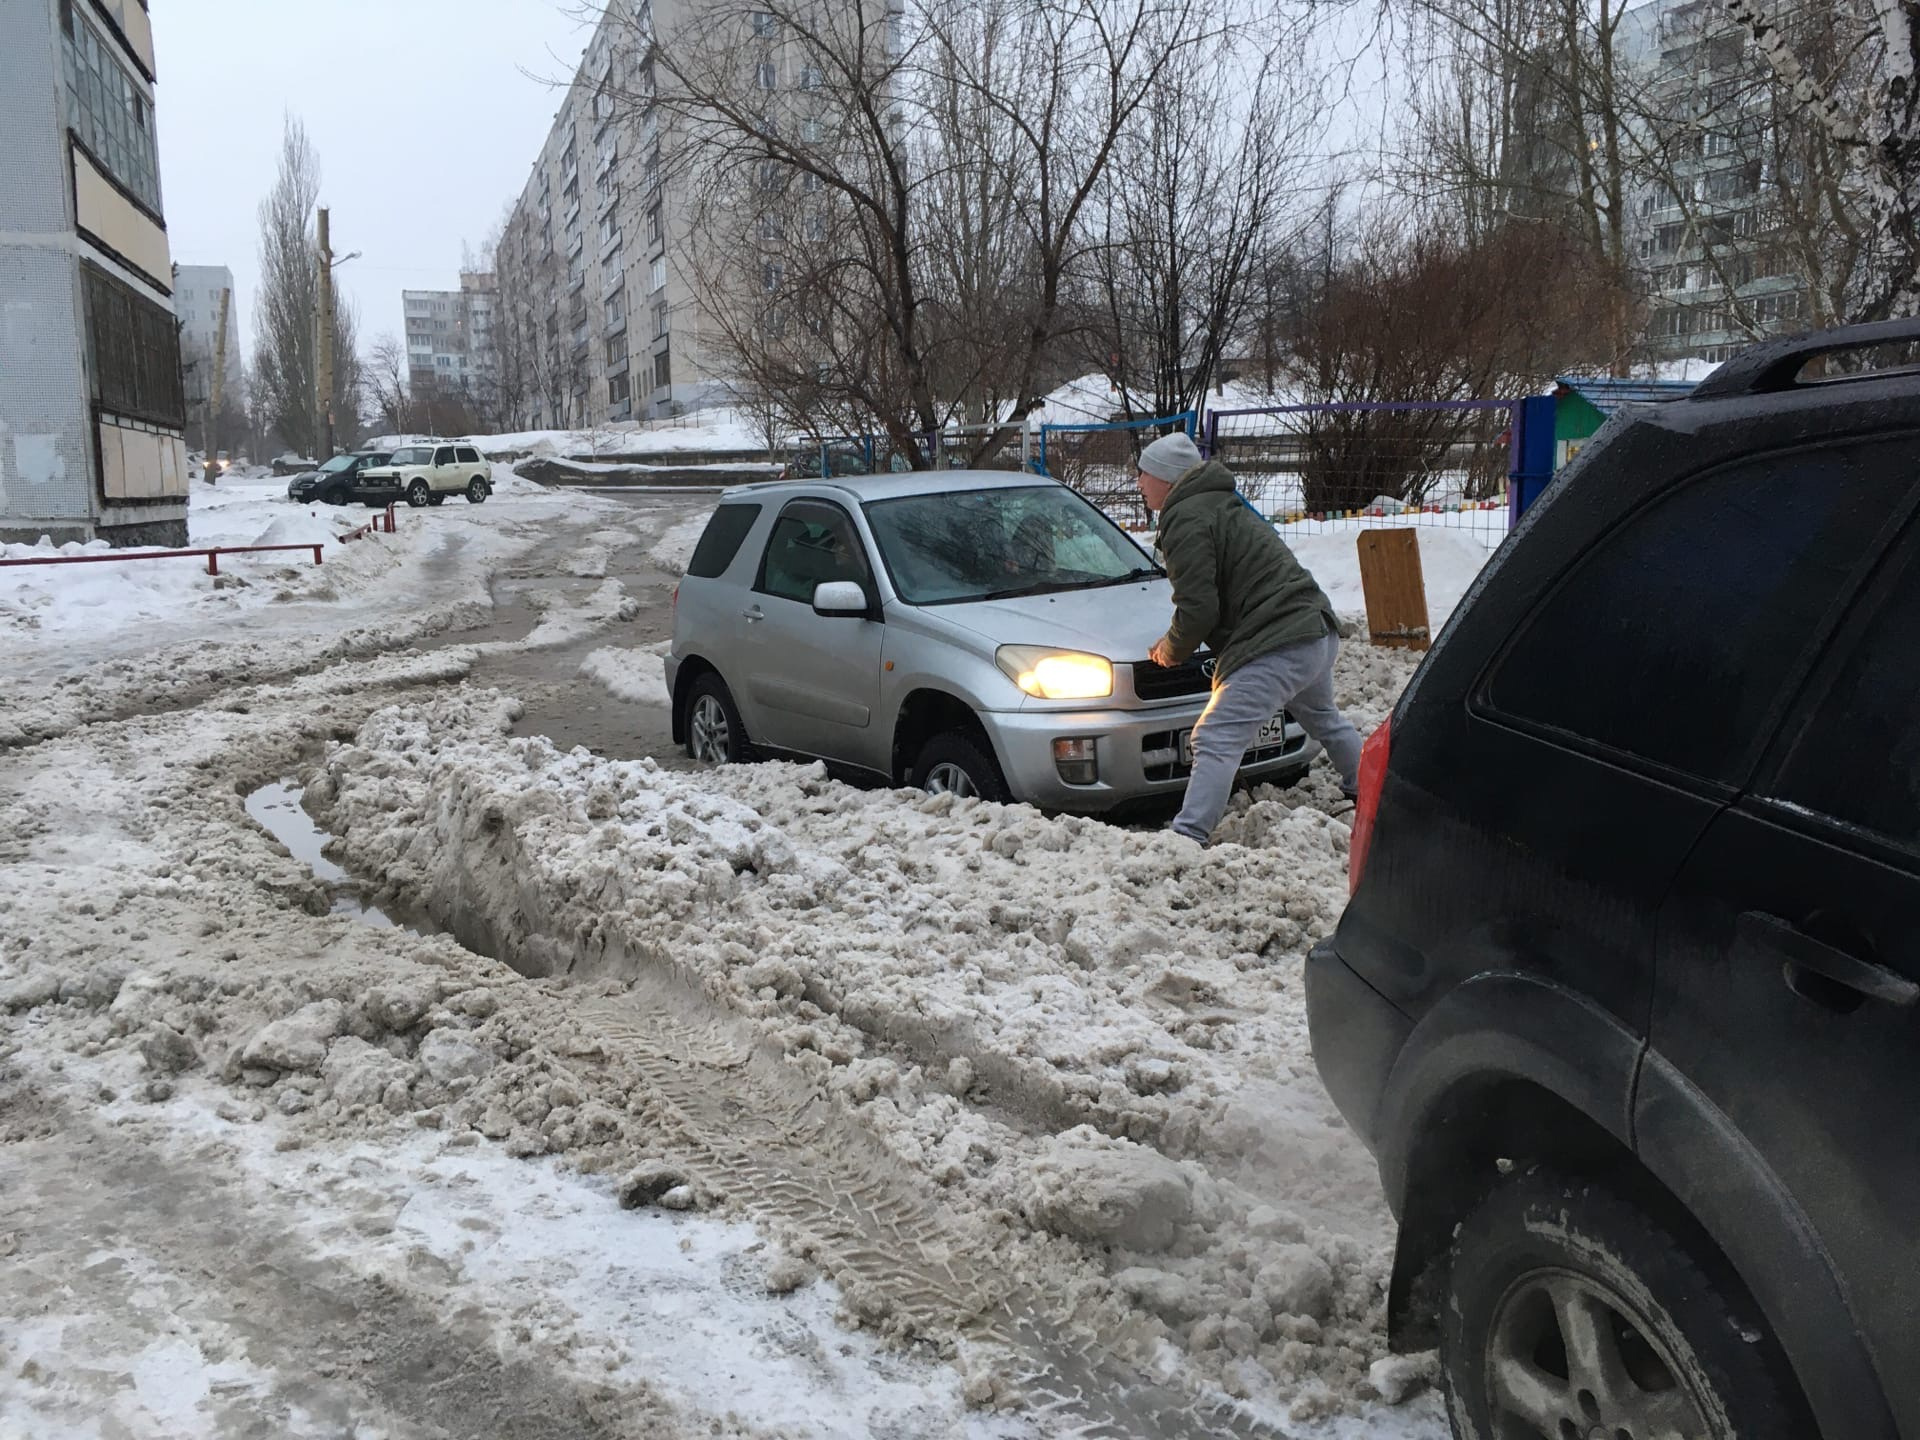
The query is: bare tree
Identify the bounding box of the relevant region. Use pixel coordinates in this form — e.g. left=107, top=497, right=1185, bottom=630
left=363, top=333, right=413, bottom=434
left=249, top=117, right=358, bottom=457
left=1724, top=0, right=1920, bottom=320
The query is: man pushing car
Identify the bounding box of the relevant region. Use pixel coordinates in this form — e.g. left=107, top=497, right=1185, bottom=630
left=1135, top=431, right=1363, bottom=844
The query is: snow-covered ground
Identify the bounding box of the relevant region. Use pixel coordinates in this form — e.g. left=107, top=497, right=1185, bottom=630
left=0, top=470, right=1453, bottom=1439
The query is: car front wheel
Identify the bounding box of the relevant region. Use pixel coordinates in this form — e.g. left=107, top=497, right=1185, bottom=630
left=406, top=479, right=431, bottom=508
left=1443, top=1168, right=1804, bottom=1440
left=912, top=732, right=1009, bottom=803
left=685, top=673, right=752, bottom=765
left=466, top=477, right=490, bottom=504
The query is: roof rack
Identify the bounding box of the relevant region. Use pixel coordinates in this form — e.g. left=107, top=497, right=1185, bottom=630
left=1691, top=317, right=1920, bottom=400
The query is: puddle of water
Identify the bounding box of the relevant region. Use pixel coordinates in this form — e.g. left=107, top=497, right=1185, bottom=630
left=245, top=780, right=430, bottom=933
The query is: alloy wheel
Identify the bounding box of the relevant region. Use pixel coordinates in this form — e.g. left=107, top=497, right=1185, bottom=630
left=1485, top=1270, right=1711, bottom=1440
left=689, top=694, right=731, bottom=764
left=924, top=762, right=978, bottom=798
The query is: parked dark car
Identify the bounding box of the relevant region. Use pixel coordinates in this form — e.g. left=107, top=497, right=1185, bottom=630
left=287, top=451, right=393, bottom=506
left=1308, top=319, right=1920, bottom=1440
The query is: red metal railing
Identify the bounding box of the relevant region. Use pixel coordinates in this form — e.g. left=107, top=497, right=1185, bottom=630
left=0, top=505, right=401, bottom=575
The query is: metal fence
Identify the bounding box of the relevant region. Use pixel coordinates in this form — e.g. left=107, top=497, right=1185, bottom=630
left=1033, top=411, right=1198, bottom=529
left=1205, top=401, right=1519, bottom=550
left=783, top=425, right=1029, bottom=478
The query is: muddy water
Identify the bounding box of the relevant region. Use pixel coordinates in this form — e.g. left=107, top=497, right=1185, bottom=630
left=246, top=780, right=440, bottom=935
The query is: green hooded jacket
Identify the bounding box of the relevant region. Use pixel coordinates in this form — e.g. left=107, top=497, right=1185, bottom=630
left=1155, top=460, right=1336, bottom=679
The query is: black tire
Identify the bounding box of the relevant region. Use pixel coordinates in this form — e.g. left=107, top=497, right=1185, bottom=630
left=1442, top=1167, right=1803, bottom=1440
left=911, top=731, right=1010, bottom=803
left=406, top=479, right=431, bottom=508
left=324, top=485, right=350, bottom=506
left=684, top=672, right=753, bottom=764
left=466, top=477, right=490, bottom=504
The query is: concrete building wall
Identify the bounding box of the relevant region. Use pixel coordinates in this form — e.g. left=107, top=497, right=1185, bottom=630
left=174, top=263, right=244, bottom=405
left=0, top=0, right=185, bottom=546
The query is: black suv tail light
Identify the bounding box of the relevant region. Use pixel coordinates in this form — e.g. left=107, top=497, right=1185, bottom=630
left=1348, top=718, right=1392, bottom=895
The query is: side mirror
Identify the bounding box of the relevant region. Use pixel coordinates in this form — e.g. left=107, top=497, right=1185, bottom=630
left=812, top=580, right=870, bottom=617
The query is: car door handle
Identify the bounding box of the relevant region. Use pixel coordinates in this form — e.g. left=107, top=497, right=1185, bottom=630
left=742, top=605, right=764, bottom=623
left=1737, top=911, right=1920, bottom=1009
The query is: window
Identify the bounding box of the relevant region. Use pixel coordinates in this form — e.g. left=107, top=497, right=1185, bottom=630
left=799, top=64, right=824, bottom=90
left=654, top=345, right=672, bottom=390
left=763, top=260, right=784, bottom=292
left=801, top=171, right=824, bottom=193
left=650, top=257, right=667, bottom=293
left=81, top=263, right=185, bottom=428
left=605, top=288, right=626, bottom=328
left=806, top=209, right=828, bottom=243
left=609, top=372, right=631, bottom=406
left=62, top=12, right=163, bottom=214
left=1767, top=536, right=1920, bottom=850
left=752, top=10, right=778, bottom=36
left=1485, top=444, right=1917, bottom=785
left=757, top=502, right=873, bottom=604
left=646, top=203, right=663, bottom=249
left=688, top=503, right=764, bottom=578
left=757, top=59, right=778, bottom=89
left=433, top=447, right=456, bottom=465
left=651, top=299, right=669, bottom=338
left=607, top=333, right=628, bottom=366
left=801, top=116, right=824, bottom=144
left=455, top=447, right=482, bottom=464
left=759, top=212, right=785, bottom=240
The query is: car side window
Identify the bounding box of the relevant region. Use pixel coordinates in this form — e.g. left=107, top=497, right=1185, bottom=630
left=1764, top=536, right=1920, bottom=851
left=456, top=446, right=481, bottom=465
left=687, top=503, right=763, bottom=579
left=756, top=501, right=873, bottom=605
left=433, top=447, right=454, bottom=466
left=1484, top=440, right=1914, bottom=786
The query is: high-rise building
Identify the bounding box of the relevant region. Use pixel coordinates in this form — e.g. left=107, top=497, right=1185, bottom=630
left=402, top=272, right=498, bottom=401
left=495, top=0, right=733, bottom=430
left=173, top=263, right=245, bottom=443
left=1, top=0, right=189, bottom=546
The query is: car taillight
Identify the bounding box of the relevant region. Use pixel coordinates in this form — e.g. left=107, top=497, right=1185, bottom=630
left=1347, top=717, right=1392, bottom=895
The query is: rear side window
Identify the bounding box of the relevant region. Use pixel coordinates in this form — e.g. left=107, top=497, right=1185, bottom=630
left=1766, top=539, right=1920, bottom=851
left=686, top=503, right=762, bottom=578
left=456, top=446, right=482, bottom=464
left=1485, top=441, right=1913, bottom=785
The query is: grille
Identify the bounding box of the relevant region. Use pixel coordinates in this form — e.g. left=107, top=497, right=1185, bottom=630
left=1131, top=655, right=1214, bottom=701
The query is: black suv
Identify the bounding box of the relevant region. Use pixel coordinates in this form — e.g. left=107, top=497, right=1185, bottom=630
left=1309, top=320, right=1919, bottom=1440
left=286, top=450, right=392, bottom=506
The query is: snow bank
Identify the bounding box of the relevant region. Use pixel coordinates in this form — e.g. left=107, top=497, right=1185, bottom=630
left=580, top=642, right=670, bottom=706
left=1285, top=524, right=1495, bottom=630
left=314, top=639, right=1431, bottom=1428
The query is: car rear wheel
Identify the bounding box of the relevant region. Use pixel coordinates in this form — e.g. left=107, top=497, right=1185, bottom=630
left=912, top=733, right=1009, bottom=803
left=466, top=477, right=489, bottom=504
left=1443, top=1168, right=1803, bottom=1440
left=406, top=479, right=431, bottom=508
left=686, top=673, right=752, bottom=765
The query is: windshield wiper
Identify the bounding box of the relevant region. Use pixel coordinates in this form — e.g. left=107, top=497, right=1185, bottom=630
left=1089, top=566, right=1163, bottom=586
left=978, top=580, right=1072, bottom=601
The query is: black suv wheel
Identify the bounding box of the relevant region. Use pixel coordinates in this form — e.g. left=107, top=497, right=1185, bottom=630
left=911, top=732, right=1009, bottom=802
left=466, top=477, right=490, bottom=504
left=1443, top=1168, right=1802, bottom=1440
left=406, top=479, right=431, bottom=508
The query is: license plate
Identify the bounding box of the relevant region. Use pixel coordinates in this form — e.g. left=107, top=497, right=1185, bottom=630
left=1179, top=713, right=1288, bottom=764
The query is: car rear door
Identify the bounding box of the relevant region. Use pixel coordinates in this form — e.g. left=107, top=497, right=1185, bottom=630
left=456, top=446, right=487, bottom=490
left=1649, top=511, right=1920, bottom=1436
left=741, top=498, right=885, bottom=766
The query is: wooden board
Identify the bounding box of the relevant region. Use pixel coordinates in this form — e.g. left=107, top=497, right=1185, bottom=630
left=1356, top=528, right=1432, bottom=650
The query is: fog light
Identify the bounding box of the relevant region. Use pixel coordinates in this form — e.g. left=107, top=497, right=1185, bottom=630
left=1053, top=737, right=1098, bottom=785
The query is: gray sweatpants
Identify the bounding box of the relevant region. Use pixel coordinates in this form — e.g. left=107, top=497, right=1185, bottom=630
left=1171, top=630, right=1363, bottom=843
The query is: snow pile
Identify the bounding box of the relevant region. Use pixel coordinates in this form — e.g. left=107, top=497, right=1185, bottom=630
left=650, top=511, right=712, bottom=574
left=312, top=639, right=1429, bottom=1425
left=580, top=642, right=670, bottom=706
left=1285, top=525, right=1495, bottom=631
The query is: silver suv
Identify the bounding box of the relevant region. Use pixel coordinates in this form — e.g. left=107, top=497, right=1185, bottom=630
left=665, top=471, right=1310, bottom=813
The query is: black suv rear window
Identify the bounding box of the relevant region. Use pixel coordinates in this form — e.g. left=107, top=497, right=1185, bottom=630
left=1486, top=441, right=1913, bottom=785
left=687, top=503, right=763, bottom=579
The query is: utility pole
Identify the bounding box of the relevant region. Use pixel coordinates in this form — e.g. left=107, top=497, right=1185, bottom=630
left=209, top=287, right=231, bottom=483
left=317, top=207, right=336, bottom=459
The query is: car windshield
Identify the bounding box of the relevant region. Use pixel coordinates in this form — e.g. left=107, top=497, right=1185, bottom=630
left=317, top=455, right=356, bottom=473
left=388, top=447, right=434, bottom=465
left=863, top=484, right=1159, bottom=605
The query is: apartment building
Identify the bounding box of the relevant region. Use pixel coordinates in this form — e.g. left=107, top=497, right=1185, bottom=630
left=496, top=0, right=735, bottom=430
left=402, top=272, right=498, bottom=397
left=173, top=262, right=244, bottom=436
left=0, top=0, right=189, bottom=546
left=1623, top=0, right=1817, bottom=364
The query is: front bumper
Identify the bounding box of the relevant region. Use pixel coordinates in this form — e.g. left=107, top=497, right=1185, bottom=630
left=1304, top=938, right=1412, bottom=1160
left=981, top=699, right=1310, bottom=813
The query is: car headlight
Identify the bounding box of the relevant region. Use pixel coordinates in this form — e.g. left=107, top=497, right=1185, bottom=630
left=995, top=645, right=1113, bottom=700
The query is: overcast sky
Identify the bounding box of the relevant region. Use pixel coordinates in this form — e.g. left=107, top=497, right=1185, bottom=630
left=157, top=0, right=596, bottom=354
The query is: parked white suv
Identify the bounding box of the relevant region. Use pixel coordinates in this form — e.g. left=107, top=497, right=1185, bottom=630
left=356, top=442, right=492, bottom=507
left=665, top=471, right=1311, bottom=813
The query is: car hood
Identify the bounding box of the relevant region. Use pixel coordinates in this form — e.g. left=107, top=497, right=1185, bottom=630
left=287, top=470, right=324, bottom=486
left=931, top=579, right=1171, bottom=661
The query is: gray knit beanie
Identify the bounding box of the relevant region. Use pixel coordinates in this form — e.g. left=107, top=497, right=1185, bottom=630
left=1138, top=431, right=1204, bottom=485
